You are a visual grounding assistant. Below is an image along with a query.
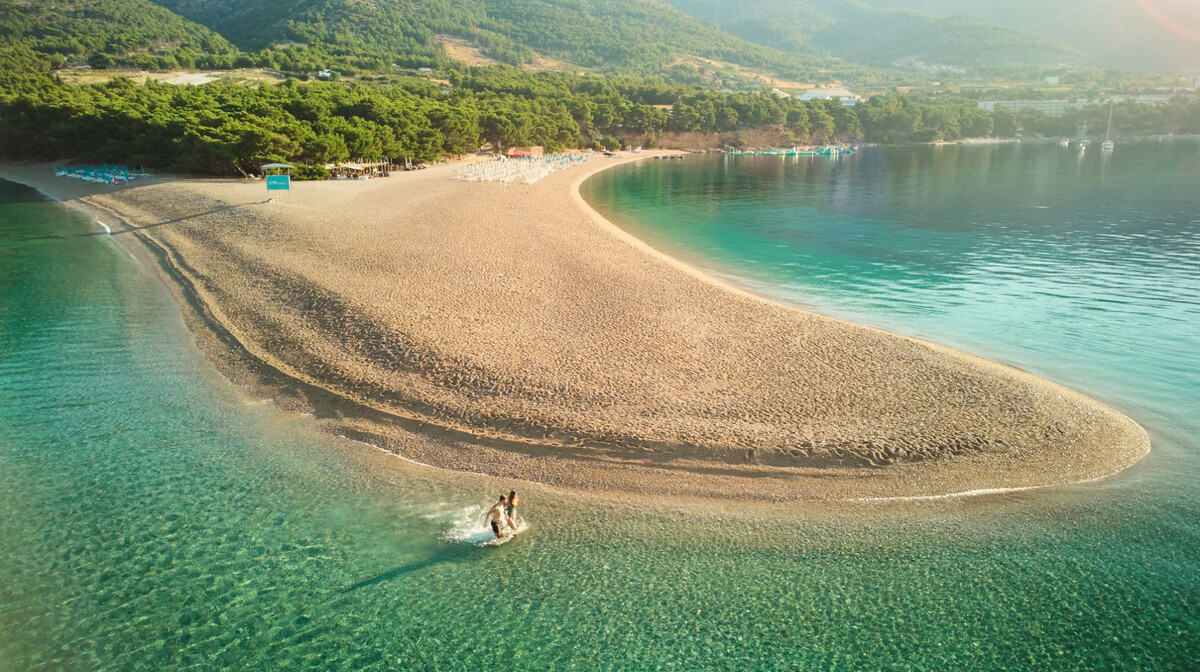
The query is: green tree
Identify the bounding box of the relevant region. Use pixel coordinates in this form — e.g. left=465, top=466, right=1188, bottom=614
left=992, top=107, right=1018, bottom=137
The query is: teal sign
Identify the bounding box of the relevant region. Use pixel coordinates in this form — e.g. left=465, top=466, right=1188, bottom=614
left=266, top=175, right=291, bottom=191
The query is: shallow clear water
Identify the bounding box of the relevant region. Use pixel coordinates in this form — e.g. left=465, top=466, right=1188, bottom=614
left=2, top=145, right=1199, bottom=671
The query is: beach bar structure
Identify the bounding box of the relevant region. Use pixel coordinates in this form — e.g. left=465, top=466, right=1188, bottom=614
left=503, top=146, right=544, bottom=159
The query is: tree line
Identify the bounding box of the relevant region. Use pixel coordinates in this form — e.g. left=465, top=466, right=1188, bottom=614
left=3, top=67, right=1198, bottom=177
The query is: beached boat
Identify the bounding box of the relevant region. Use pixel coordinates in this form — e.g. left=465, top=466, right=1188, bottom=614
left=1058, top=137, right=1070, bottom=148
left=728, top=147, right=828, bottom=157
left=816, top=145, right=854, bottom=156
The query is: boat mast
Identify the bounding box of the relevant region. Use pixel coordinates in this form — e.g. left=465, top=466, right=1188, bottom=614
left=1105, top=102, right=1114, bottom=142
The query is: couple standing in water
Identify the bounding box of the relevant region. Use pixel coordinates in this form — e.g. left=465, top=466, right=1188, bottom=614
left=485, top=490, right=520, bottom=538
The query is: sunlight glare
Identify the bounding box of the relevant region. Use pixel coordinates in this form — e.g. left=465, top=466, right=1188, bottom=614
left=1137, top=0, right=1200, bottom=43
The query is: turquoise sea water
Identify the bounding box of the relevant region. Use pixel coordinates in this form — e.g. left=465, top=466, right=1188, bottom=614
left=584, top=143, right=1200, bottom=471
left=2, top=141, right=1198, bottom=670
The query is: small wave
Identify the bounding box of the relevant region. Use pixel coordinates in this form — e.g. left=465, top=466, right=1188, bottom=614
left=439, top=504, right=529, bottom=546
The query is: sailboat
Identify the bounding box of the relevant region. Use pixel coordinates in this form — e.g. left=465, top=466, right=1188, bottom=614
left=1102, top=102, right=1115, bottom=152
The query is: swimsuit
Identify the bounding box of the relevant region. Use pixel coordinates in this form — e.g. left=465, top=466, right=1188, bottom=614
left=490, top=520, right=501, bottom=535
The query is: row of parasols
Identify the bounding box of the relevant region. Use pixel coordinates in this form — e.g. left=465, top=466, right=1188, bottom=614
left=54, top=163, right=150, bottom=185
left=455, top=153, right=589, bottom=185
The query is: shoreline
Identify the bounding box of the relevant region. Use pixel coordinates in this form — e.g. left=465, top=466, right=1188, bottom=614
left=0, top=156, right=1151, bottom=502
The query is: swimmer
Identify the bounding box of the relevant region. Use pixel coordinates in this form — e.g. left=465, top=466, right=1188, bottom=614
left=484, top=495, right=508, bottom=538
left=505, top=490, right=520, bottom=531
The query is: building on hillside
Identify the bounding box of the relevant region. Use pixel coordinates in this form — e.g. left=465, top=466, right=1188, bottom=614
left=771, top=88, right=791, bottom=99
left=651, top=104, right=674, bottom=116
left=504, top=146, right=544, bottom=158
left=980, top=94, right=1194, bottom=117
left=1109, top=93, right=1194, bottom=105
left=799, top=88, right=861, bottom=106
left=895, top=61, right=967, bottom=75
left=977, top=100, right=1081, bottom=117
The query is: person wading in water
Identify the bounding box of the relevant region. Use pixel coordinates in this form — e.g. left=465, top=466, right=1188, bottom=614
left=505, top=490, right=520, bottom=532
left=485, top=495, right=509, bottom=538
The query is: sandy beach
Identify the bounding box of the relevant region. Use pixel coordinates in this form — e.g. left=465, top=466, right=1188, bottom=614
left=0, top=156, right=1150, bottom=501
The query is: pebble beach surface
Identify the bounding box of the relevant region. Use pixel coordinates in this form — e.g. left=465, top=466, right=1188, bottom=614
left=0, top=156, right=1149, bottom=500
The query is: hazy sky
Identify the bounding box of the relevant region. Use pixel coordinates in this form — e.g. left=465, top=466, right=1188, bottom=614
left=860, top=0, right=1200, bottom=72
left=1138, top=0, right=1200, bottom=44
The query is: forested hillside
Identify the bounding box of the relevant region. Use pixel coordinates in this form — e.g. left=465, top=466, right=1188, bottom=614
left=148, top=0, right=449, bottom=72
left=6, top=61, right=1197, bottom=178
left=0, top=68, right=852, bottom=174
left=148, top=0, right=837, bottom=79
left=2, top=0, right=1195, bottom=181
left=664, top=0, right=1084, bottom=67
left=2, top=0, right=854, bottom=81
left=0, top=0, right=239, bottom=70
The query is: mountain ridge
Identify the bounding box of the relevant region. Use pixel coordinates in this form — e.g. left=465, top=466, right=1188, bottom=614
left=663, top=0, right=1086, bottom=68
left=146, top=0, right=839, bottom=78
